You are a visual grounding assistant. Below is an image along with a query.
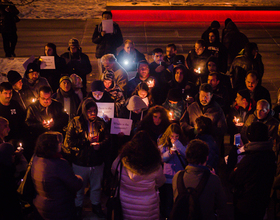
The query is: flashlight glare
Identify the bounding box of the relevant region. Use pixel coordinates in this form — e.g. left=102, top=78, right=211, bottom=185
left=124, top=60, right=129, bottom=65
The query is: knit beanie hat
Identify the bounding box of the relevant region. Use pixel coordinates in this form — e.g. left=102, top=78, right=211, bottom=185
left=173, top=55, right=185, bottom=65
left=103, top=70, right=114, bottom=81
left=127, top=95, right=148, bottom=111
left=238, top=89, right=251, bottom=104
left=91, top=80, right=105, bottom=92
left=70, top=74, right=83, bottom=89
left=68, top=38, right=80, bottom=47
left=59, top=75, right=72, bottom=84
left=26, top=62, right=40, bottom=75
left=167, top=88, right=182, bottom=102
left=7, top=70, right=22, bottom=85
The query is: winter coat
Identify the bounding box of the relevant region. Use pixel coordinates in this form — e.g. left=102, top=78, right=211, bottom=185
left=229, top=140, right=276, bottom=216
left=173, top=165, right=228, bottom=220
left=60, top=49, right=92, bottom=89
left=40, top=55, right=66, bottom=92
left=0, top=1, right=19, bottom=33
left=25, top=99, right=69, bottom=137
left=52, top=88, right=81, bottom=119
left=64, top=98, right=110, bottom=166
left=195, top=134, right=219, bottom=170
left=180, top=100, right=227, bottom=139
left=159, top=139, right=186, bottom=184
left=32, top=155, right=83, bottom=220
left=241, top=111, right=280, bottom=148
left=92, top=22, right=123, bottom=58
left=186, top=48, right=212, bottom=85
left=22, top=76, right=50, bottom=99
left=126, top=73, right=148, bottom=97
left=111, top=157, right=166, bottom=220
left=117, top=48, right=146, bottom=72
left=222, top=21, right=249, bottom=68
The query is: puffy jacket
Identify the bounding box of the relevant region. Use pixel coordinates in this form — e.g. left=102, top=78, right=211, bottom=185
left=111, top=157, right=166, bottom=220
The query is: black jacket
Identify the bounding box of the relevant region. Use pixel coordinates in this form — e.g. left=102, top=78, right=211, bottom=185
left=25, top=99, right=69, bottom=137
left=63, top=98, right=110, bottom=166
left=92, top=22, right=123, bottom=58
left=0, top=1, right=19, bottom=33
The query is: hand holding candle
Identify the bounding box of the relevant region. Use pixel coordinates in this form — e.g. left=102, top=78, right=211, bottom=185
left=233, top=116, right=244, bottom=127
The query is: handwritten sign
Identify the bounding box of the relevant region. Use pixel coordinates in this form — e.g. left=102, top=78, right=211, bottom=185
left=96, top=102, right=114, bottom=119
left=40, top=56, right=55, bottom=69
left=102, top=19, right=113, bottom=34
left=110, top=118, right=133, bottom=136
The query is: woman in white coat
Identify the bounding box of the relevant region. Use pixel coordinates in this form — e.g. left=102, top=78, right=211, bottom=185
left=111, top=130, right=166, bottom=220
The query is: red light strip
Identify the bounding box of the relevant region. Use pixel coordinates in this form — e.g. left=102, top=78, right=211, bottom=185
left=111, top=10, right=280, bottom=22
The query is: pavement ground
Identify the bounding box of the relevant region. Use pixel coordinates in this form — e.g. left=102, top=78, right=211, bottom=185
left=1, top=19, right=280, bottom=220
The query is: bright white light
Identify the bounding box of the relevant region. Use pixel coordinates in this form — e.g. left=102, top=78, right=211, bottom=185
left=124, top=60, right=129, bottom=65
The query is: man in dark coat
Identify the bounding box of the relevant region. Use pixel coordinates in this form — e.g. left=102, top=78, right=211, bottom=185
left=61, top=38, right=92, bottom=94
left=230, top=122, right=276, bottom=220
left=0, top=0, right=19, bottom=57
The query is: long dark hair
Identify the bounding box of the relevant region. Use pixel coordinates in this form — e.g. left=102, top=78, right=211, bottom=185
left=120, top=131, right=162, bottom=175
left=137, top=105, right=170, bottom=132
left=158, top=123, right=188, bottom=147
left=132, top=82, right=154, bottom=106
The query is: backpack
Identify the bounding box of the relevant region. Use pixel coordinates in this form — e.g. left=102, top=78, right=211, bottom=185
left=170, top=169, right=210, bottom=220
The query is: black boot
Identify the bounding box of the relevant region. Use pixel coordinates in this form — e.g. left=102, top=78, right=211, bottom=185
left=92, top=203, right=106, bottom=218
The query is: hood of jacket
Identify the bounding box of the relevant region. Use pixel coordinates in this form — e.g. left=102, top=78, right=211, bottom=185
left=81, top=97, right=98, bottom=121
left=244, top=139, right=273, bottom=152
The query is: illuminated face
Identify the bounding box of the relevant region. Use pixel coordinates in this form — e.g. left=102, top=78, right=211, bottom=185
left=0, top=120, right=10, bottom=138
left=45, top=46, right=54, bottom=56
left=245, top=74, right=258, bottom=92
left=195, top=43, right=205, bottom=56
left=103, top=80, right=112, bottom=89
left=87, top=106, right=97, bottom=121
left=39, top=91, right=52, bottom=108
left=0, top=89, right=12, bottom=105
left=207, top=61, right=217, bottom=73
left=13, top=79, right=23, bottom=91
left=209, top=32, right=216, bottom=44
left=60, top=80, right=71, bottom=92
left=92, top=91, right=104, bottom=100
left=207, top=75, right=219, bottom=89
left=170, top=132, right=179, bottom=142
left=138, top=89, right=148, bottom=99
left=102, top=60, right=114, bottom=71
left=124, top=43, right=134, bottom=54
left=256, top=103, right=269, bottom=120
left=175, top=68, right=184, bottom=83
left=153, top=112, right=162, bottom=126
left=235, top=93, right=244, bottom=107
left=199, top=90, right=212, bottom=106
left=166, top=47, right=175, bottom=58
left=70, top=46, right=78, bottom=54
left=138, top=63, right=149, bottom=80
left=153, top=52, right=164, bottom=64
left=28, top=71, right=39, bottom=82
left=102, top=14, right=112, bottom=20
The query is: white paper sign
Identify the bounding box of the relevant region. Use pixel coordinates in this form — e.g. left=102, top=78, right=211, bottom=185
left=102, top=19, right=113, bottom=34
left=110, top=118, right=133, bottom=136
left=40, top=56, right=56, bottom=69
left=96, top=102, right=114, bottom=119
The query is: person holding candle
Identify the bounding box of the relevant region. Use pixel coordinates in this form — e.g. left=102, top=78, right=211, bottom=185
left=52, top=75, right=81, bottom=119
left=157, top=123, right=188, bottom=219
left=131, top=82, right=155, bottom=108
left=64, top=97, right=110, bottom=219
left=227, top=89, right=254, bottom=145
left=185, top=39, right=212, bottom=87
left=25, top=86, right=68, bottom=159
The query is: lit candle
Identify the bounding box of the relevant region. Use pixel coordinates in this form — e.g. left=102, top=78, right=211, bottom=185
left=32, top=98, right=36, bottom=103
left=196, top=67, right=201, bottom=74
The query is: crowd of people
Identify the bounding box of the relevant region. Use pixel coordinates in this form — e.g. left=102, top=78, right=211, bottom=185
left=1, top=9, right=280, bottom=220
